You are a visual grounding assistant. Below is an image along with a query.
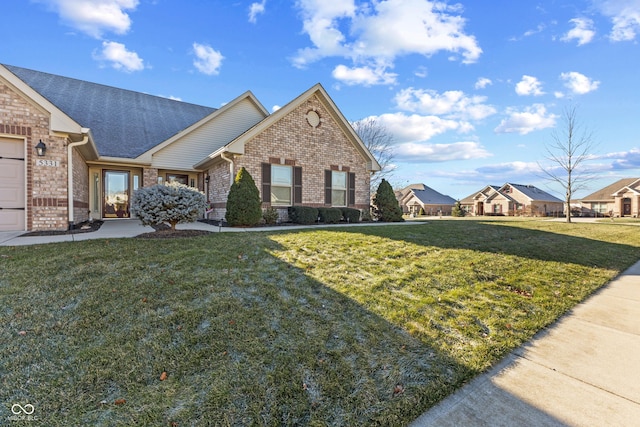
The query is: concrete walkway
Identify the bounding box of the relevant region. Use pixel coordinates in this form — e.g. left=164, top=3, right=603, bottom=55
left=411, top=260, right=640, bottom=427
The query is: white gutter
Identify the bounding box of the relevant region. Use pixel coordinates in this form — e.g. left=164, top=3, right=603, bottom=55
left=221, top=151, right=234, bottom=186
left=67, top=133, right=90, bottom=229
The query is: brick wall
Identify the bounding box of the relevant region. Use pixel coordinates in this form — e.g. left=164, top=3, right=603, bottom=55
left=207, top=94, right=371, bottom=219
left=72, top=148, right=89, bottom=224
left=0, top=80, right=72, bottom=230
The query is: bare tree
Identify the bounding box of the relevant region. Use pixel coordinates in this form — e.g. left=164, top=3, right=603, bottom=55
left=539, top=104, right=597, bottom=223
left=351, top=117, right=396, bottom=191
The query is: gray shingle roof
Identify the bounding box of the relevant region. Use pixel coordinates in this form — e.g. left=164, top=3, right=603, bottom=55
left=410, top=185, right=456, bottom=205
left=507, top=183, right=563, bottom=202
left=5, top=65, right=216, bottom=158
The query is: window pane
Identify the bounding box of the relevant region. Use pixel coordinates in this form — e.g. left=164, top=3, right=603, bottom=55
left=332, top=171, right=346, bottom=189
left=272, top=165, right=292, bottom=185
left=332, top=189, right=346, bottom=206
left=272, top=186, right=292, bottom=205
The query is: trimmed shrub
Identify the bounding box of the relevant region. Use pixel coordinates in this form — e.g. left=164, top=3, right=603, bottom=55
left=262, top=206, right=280, bottom=225
left=373, top=179, right=404, bottom=222
left=341, top=207, right=361, bottom=223
left=288, top=206, right=318, bottom=225
left=226, top=167, right=262, bottom=227
left=131, top=182, right=207, bottom=231
left=318, top=207, right=342, bottom=224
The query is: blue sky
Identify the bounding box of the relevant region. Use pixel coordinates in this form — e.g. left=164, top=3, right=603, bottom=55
left=3, top=0, right=640, bottom=199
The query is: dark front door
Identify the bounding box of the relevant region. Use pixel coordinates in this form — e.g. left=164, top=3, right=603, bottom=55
left=623, top=198, right=632, bottom=216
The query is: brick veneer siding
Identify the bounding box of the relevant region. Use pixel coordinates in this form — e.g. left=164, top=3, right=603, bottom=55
left=208, top=94, right=371, bottom=219
left=1, top=80, right=72, bottom=230
left=143, top=168, right=158, bottom=187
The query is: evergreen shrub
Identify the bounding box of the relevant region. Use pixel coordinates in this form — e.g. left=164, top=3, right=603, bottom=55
left=131, top=182, right=207, bottom=231
left=226, top=167, right=262, bottom=226
left=288, top=206, right=318, bottom=224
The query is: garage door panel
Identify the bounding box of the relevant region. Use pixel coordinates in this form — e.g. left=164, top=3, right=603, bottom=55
left=0, top=138, right=25, bottom=231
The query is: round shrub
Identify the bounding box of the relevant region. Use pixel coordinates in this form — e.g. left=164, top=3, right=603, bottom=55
left=131, top=182, right=207, bottom=231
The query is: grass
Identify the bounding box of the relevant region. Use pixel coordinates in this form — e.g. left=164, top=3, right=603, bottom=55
left=1, top=219, right=640, bottom=426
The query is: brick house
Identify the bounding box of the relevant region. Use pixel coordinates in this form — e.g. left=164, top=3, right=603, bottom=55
left=460, top=183, right=564, bottom=216
left=579, top=178, right=640, bottom=217
left=395, top=183, right=456, bottom=216
left=0, top=64, right=380, bottom=231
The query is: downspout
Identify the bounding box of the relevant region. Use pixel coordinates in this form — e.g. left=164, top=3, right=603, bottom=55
left=67, top=133, right=89, bottom=230
left=221, top=151, right=234, bottom=186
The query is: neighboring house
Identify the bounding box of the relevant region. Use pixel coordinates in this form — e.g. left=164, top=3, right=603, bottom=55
left=396, top=183, right=456, bottom=216
left=580, top=178, right=640, bottom=217
left=0, top=64, right=380, bottom=231
left=460, top=183, right=564, bottom=216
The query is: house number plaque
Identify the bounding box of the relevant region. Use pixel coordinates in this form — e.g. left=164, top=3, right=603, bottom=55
left=36, top=159, right=60, bottom=167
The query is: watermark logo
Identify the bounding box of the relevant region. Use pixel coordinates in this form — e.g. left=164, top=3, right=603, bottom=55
left=8, top=403, right=37, bottom=422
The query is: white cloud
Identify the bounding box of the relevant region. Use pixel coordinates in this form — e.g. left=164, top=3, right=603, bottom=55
left=560, top=71, right=600, bottom=94
left=475, top=77, right=492, bottom=89
left=494, top=104, right=557, bottom=135
left=370, top=112, right=469, bottom=143
left=561, top=17, right=596, bottom=45
left=394, top=87, right=496, bottom=120
left=248, top=0, right=266, bottom=24
left=593, top=0, right=640, bottom=41
left=39, top=0, right=139, bottom=38
left=192, top=43, right=224, bottom=75
left=293, top=0, right=481, bottom=84
left=515, top=75, right=545, bottom=96
left=395, top=141, right=492, bottom=162
left=332, top=63, right=397, bottom=86
left=93, top=41, right=144, bottom=72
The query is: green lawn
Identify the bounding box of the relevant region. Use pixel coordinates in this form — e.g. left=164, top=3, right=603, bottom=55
left=1, top=219, right=640, bottom=426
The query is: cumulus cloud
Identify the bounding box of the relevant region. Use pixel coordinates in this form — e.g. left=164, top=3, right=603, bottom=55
left=93, top=41, right=144, bottom=72
left=369, top=112, right=470, bottom=143
left=293, top=0, right=481, bottom=85
left=394, top=87, right=496, bottom=120
left=560, top=71, right=600, bottom=95
left=593, top=0, right=640, bottom=41
left=602, top=148, right=640, bottom=170
left=475, top=77, right=492, bottom=89
left=332, top=63, right=398, bottom=86
left=192, top=43, right=224, bottom=75
left=248, top=0, right=266, bottom=23
left=561, top=17, right=596, bottom=45
left=38, top=0, right=138, bottom=38
left=515, top=75, right=545, bottom=96
left=395, top=141, right=492, bottom=162
left=494, top=104, right=557, bottom=135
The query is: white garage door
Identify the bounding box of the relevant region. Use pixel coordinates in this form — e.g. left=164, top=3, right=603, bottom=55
left=0, top=137, right=25, bottom=231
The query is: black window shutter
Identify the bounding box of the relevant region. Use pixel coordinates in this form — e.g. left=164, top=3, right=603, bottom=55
left=293, top=166, right=302, bottom=205
left=261, top=163, right=271, bottom=203
left=324, top=170, right=332, bottom=205
left=348, top=172, right=356, bottom=206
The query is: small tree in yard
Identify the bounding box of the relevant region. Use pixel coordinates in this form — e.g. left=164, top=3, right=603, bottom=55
left=452, top=200, right=465, bottom=217
left=373, top=179, right=404, bottom=222
left=131, top=182, right=207, bottom=231
left=226, top=167, right=262, bottom=226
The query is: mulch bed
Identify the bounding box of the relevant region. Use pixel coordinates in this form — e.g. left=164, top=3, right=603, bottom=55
left=21, top=220, right=104, bottom=237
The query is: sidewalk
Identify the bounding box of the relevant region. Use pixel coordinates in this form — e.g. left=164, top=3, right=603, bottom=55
left=410, top=260, right=640, bottom=427
left=0, top=218, right=420, bottom=246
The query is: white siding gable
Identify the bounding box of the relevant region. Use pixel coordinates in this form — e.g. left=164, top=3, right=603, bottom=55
left=151, top=98, right=265, bottom=170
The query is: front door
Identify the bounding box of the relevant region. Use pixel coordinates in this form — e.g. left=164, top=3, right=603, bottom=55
left=104, top=170, right=130, bottom=218
left=623, top=198, right=632, bottom=216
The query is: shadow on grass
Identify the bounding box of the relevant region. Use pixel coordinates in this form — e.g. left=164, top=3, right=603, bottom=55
left=0, top=234, right=468, bottom=426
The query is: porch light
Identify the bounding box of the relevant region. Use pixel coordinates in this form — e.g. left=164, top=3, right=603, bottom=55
left=205, top=175, right=210, bottom=184
left=35, top=140, right=47, bottom=156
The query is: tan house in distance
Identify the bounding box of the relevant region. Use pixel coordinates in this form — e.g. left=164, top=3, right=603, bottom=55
left=460, top=183, right=564, bottom=216
left=0, top=64, right=380, bottom=231
left=579, top=178, right=640, bottom=217
left=396, top=183, right=456, bottom=216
